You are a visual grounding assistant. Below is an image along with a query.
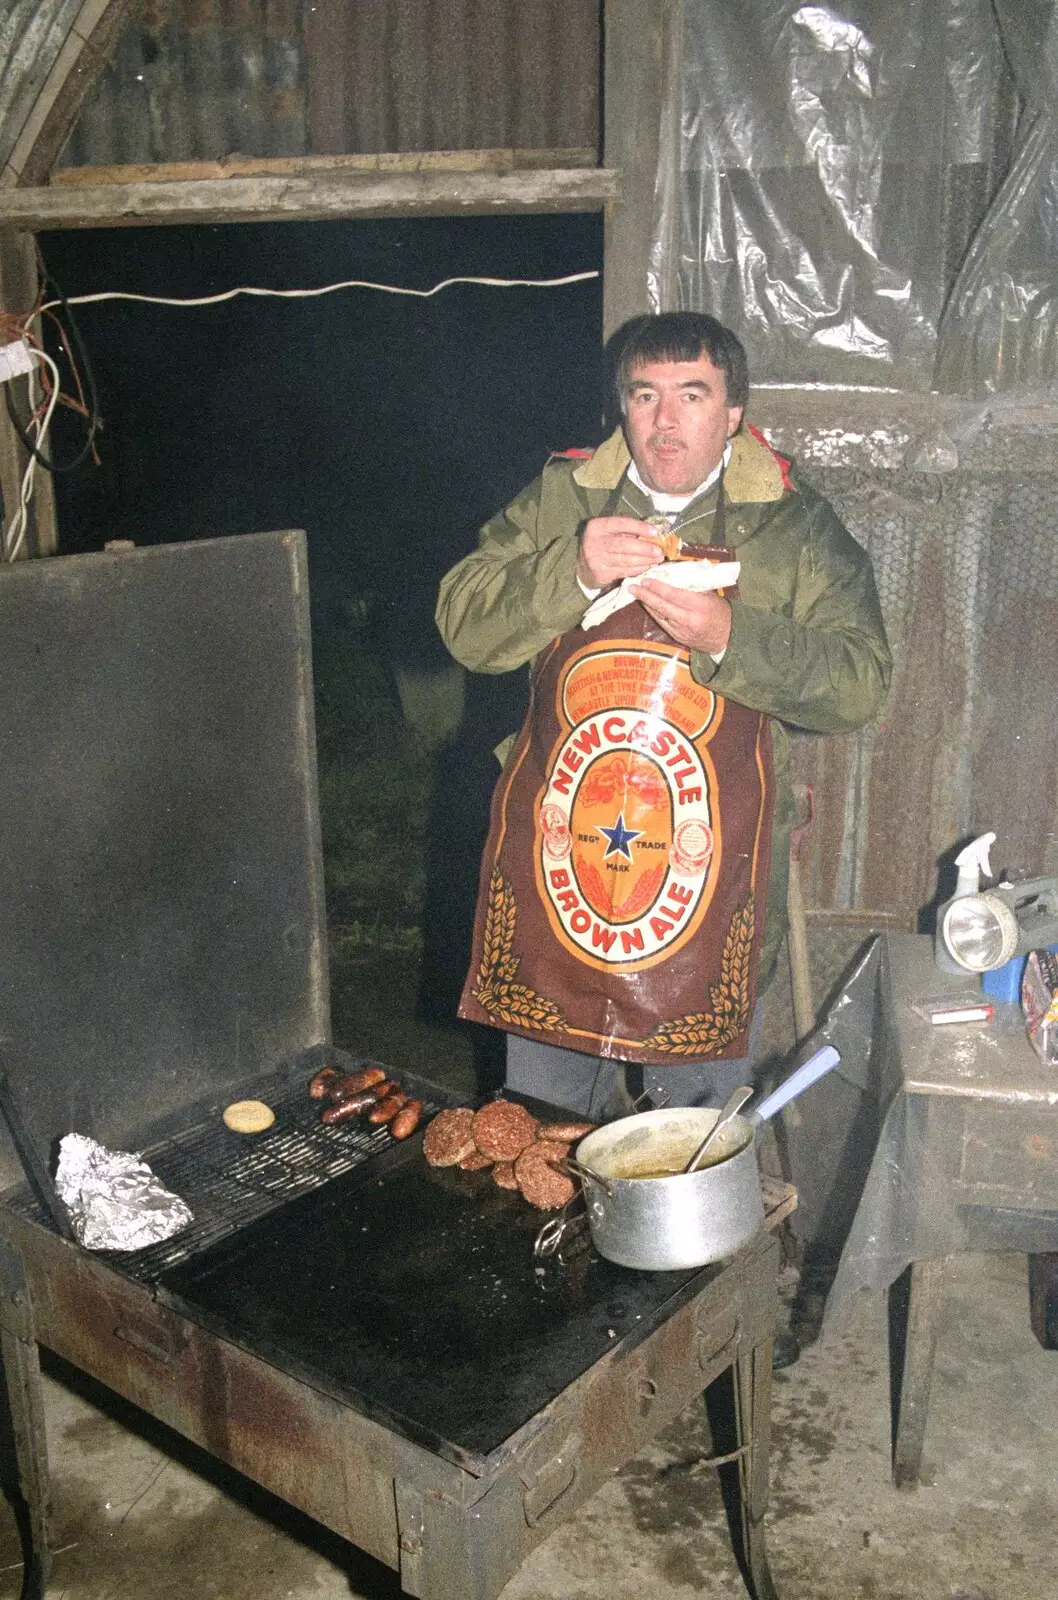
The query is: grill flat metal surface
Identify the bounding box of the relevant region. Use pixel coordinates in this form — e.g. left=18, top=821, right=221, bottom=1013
left=157, top=1105, right=720, bottom=1474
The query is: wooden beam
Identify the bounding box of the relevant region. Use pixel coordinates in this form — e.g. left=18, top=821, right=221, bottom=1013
left=49, top=149, right=601, bottom=187
left=602, top=0, right=680, bottom=339
left=0, top=231, right=57, bottom=559
left=891, top=1258, right=947, bottom=1489
left=0, top=167, right=618, bottom=231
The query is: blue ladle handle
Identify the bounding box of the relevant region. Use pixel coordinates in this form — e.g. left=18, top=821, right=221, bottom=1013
left=751, top=1045, right=840, bottom=1126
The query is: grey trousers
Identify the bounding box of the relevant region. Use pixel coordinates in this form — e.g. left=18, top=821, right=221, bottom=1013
left=506, top=1003, right=763, bottom=1119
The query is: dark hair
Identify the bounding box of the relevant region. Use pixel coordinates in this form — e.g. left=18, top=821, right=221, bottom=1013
left=612, top=312, right=749, bottom=413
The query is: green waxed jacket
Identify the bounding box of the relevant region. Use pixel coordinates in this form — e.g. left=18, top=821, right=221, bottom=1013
left=436, top=425, right=892, bottom=988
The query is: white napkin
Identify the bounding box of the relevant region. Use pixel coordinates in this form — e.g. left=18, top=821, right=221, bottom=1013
left=581, top=558, right=741, bottom=630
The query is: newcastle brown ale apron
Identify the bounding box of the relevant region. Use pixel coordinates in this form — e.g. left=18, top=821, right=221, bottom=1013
left=459, top=569, right=775, bottom=1067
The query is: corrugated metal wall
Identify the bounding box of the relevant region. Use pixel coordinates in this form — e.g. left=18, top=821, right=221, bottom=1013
left=304, top=0, right=599, bottom=156
left=0, top=0, right=87, bottom=174
left=60, top=0, right=308, bottom=167
left=763, top=406, right=1058, bottom=925
left=56, top=0, right=600, bottom=168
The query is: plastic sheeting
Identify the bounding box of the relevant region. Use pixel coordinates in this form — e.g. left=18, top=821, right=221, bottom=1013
left=780, top=932, right=1058, bottom=1338
left=937, top=1, right=1058, bottom=393
left=650, top=0, right=1058, bottom=395
left=771, top=934, right=900, bottom=1313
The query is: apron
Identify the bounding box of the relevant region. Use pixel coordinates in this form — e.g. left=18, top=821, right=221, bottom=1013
left=459, top=492, right=775, bottom=1068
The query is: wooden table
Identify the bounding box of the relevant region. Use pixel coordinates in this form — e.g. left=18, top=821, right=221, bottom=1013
left=826, top=934, right=1058, bottom=1487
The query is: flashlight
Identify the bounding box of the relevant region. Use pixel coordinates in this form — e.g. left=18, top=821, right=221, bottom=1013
left=941, top=877, right=1058, bottom=973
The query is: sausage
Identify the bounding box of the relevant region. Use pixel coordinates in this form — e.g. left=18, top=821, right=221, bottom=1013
left=319, top=1090, right=379, bottom=1124
left=308, top=1067, right=339, bottom=1099
left=331, top=1076, right=388, bottom=1104
left=334, top=1065, right=387, bottom=1096
left=368, top=1090, right=408, bottom=1124
left=390, top=1100, right=423, bottom=1140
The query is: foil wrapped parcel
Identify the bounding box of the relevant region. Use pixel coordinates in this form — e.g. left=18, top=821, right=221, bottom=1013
left=55, top=1133, right=193, bottom=1251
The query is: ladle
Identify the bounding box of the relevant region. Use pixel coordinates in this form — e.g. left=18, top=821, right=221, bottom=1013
left=683, top=1084, right=755, bottom=1174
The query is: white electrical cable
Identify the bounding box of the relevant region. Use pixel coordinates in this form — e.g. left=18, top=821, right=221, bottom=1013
left=18, top=268, right=597, bottom=554
left=42, top=268, right=600, bottom=315
left=4, top=347, right=60, bottom=562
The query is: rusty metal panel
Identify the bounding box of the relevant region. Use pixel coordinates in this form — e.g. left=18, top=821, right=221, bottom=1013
left=6, top=1212, right=404, bottom=1566
left=4, top=1203, right=779, bottom=1600
left=756, top=402, right=1058, bottom=927
left=0, top=0, right=86, bottom=175
left=0, top=531, right=328, bottom=1191
left=59, top=0, right=308, bottom=168
left=304, top=0, right=600, bottom=157
left=50, top=0, right=599, bottom=169
left=394, top=1231, right=779, bottom=1600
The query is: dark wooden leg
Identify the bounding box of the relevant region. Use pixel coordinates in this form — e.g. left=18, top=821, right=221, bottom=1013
left=0, top=1326, right=52, bottom=1600
left=0, top=1233, right=52, bottom=1600
left=891, top=1257, right=945, bottom=1489
left=733, top=1336, right=779, bottom=1600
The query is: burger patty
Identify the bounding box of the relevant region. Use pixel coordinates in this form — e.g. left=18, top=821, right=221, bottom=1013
left=457, top=1147, right=493, bottom=1172
left=422, top=1107, right=478, bottom=1168
left=514, top=1139, right=574, bottom=1210
left=472, top=1098, right=538, bottom=1162
left=537, top=1120, right=594, bottom=1143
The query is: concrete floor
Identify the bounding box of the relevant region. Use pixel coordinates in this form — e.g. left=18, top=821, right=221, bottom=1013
left=0, top=1248, right=1055, bottom=1600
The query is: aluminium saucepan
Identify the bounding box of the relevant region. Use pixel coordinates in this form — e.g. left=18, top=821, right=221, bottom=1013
left=572, top=1044, right=840, bottom=1270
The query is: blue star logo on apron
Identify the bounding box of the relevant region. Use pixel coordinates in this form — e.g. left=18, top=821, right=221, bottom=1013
left=599, top=811, right=641, bottom=861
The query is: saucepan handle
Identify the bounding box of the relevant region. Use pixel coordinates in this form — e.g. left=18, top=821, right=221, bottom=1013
left=751, top=1045, right=840, bottom=1126
left=563, top=1156, right=615, bottom=1198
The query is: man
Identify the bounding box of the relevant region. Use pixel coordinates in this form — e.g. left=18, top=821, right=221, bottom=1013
left=437, top=312, right=890, bottom=1119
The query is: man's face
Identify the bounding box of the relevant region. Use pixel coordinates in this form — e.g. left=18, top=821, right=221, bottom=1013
left=622, top=356, right=743, bottom=496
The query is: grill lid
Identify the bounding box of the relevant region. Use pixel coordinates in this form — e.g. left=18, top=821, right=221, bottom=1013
left=0, top=531, right=328, bottom=1192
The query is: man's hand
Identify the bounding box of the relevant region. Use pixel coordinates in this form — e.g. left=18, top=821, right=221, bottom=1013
left=577, top=516, right=665, bottom=589
left=630, top=575, right=733, bottom=656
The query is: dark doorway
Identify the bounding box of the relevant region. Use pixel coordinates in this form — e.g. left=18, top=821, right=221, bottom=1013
left=37, top=212, right=604, bottom=1090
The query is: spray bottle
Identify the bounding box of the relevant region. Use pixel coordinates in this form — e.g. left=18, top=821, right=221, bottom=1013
left=935, top=831, right=996, bottom=973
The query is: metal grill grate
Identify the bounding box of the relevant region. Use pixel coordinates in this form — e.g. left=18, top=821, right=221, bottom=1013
left=7, top=1062, right=461, bottom=1285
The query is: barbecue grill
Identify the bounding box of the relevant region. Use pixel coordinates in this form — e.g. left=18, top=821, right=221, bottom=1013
left=0, top=531, right=784, bottom=1600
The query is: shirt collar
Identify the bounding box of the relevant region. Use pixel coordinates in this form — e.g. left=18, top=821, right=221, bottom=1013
left=626, top=443, right=731, bottom=513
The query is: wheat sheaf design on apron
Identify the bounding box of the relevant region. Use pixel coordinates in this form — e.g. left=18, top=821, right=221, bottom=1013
left=643, top=897, right=755, bottom=1055
left=460, top=594, right=774, bottom=1066
left=470, top=869, right=567, bottom=1032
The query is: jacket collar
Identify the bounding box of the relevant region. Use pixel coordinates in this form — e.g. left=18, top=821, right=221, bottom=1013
left=572, top=424, right=787, bottom=504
